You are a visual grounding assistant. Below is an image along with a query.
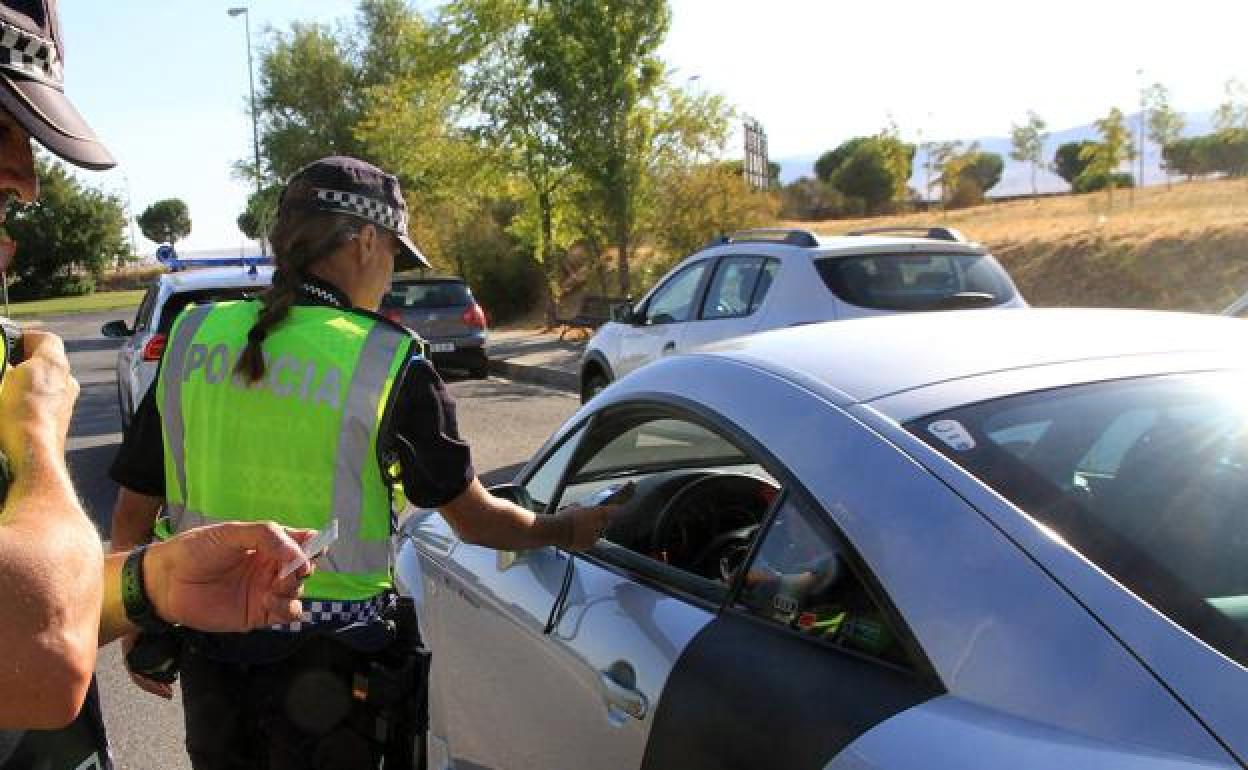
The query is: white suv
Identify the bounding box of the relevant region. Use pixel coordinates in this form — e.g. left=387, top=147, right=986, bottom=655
left=579, top=227, right=1026, bottom=402
left=102, top=264, right=273, bottom=428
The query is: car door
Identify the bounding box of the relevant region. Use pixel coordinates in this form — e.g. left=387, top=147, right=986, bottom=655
left=118, top=286, right=158, bottom=415
left=423, top=407, right=784, bottom=770
left=680, top=255, right=780, bottom=352
left=615, top=260, right=710, bottom=377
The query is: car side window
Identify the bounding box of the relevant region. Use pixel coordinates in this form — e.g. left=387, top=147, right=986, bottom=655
left=522, top=424, right=588, bottom=513
left=556, top=410, right=780, bottom=604
left=644, top=261, right=708, bottom=325
left=736, top=498, right=911, bottom=668
left=133, top=287, right=157, bottom=332
left=749, top=259, right=780, bottom=314
left=701, top=256, right=765, bottom=320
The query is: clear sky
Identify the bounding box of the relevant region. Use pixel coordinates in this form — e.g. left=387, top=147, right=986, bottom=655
left=58, top=0, right=1247, bottom=253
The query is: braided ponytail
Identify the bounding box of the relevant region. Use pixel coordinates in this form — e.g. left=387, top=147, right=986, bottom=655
left=233, top=175, right=363, bottom=384
left=234, top=268, right=300, bottom=383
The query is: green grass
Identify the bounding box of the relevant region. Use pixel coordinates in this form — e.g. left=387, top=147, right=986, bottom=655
left=3, top=289, right=145, bottom=318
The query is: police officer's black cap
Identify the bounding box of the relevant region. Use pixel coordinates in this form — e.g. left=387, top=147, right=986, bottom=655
left=0, top=0, right=114, bottom=170
left=283, top=156, right=430, bottom=270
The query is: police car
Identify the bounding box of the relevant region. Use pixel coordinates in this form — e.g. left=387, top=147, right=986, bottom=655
left=397, top=308, right=1248, bottom=770
left=102, top=260, right=272, bottom=428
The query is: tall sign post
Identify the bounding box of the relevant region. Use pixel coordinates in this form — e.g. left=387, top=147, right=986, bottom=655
left=743, top=115, right=771, bottom=191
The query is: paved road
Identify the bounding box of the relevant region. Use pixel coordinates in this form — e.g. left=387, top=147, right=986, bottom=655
left=46, top=309, right=579, bottom=769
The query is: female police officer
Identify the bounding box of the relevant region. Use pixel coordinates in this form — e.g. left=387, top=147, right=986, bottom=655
left=108, top=156, right=610, bottom=769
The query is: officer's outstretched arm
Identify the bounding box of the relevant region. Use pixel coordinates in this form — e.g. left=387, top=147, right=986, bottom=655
left=439, top=478, right=610, bottom=551
left=110, top=487, right=163, bottom=554
left=0, top=331, right=103, bottom=730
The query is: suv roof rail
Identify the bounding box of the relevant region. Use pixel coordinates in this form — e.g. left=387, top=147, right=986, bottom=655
left=846, top=226, right=967, bottom=243
left=707, top=228, right=820, bottom=249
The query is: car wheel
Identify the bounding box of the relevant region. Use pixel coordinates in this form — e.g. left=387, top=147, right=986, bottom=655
left=581, top=370, right=610, bottom=403
left=469, top=352, right=490, bottom=379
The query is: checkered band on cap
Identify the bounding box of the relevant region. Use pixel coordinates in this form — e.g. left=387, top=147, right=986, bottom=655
left=315, top=188, right=408, bottom=234
left=0, top=17, right=60, bottom=86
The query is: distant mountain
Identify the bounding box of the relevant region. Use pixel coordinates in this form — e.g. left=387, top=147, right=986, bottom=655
left=775, top=110, right=1216, bottom=198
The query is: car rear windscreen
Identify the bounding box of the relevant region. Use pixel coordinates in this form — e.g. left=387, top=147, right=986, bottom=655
left=910, top=372, right=1248, bottom=668
left=815, top=252, right=1014, bottom=311
left=158, top=288, right=264, bottom=333
left=384, top=281, right=471, bottom=309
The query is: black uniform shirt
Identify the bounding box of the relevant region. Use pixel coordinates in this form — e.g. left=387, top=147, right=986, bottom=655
left=109, top=275, right=475, bottom=512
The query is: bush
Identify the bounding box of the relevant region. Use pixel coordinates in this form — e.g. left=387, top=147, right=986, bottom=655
left=947, top=178, right=985, bottom=209
left=1054, top=140, right=1099, bottom=185
left=9, top=273, right=95, bottom=300
left=1072, top=171, right=1135, bottom=194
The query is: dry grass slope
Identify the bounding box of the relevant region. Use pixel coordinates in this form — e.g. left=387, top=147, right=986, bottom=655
left=787, top=178, right=1248, bottom=312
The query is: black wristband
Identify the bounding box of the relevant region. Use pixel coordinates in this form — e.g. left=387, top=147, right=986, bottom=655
left=122, top=545, right=173, bottom=633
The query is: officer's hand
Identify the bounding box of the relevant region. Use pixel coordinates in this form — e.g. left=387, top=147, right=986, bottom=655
left=121, top=633, right=174, bottom=700
left=555, top=503, right=612, bottom=551
left=143, top=522, right=318, bottom=632
left=0, top=330, right=78, bottom=476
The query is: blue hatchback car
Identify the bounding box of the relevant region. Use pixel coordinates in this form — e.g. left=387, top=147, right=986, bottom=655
left=397, top=308, right=1248, bottom=770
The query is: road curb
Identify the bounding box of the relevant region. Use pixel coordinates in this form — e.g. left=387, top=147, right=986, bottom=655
left=488, top=357, right=577, bottom=392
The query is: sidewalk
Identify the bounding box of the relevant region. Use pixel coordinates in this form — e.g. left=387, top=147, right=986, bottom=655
left=486, top=327, right=585, bottom=392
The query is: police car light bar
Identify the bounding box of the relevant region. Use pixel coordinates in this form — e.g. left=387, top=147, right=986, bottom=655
left=167, top=256, right=272, bottom=273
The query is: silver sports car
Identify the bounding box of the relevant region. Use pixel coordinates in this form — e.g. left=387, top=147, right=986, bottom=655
left=396, top=308, right=1248, bottom=770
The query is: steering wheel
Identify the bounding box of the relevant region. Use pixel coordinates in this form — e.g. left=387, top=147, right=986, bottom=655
left=688, top=524, right=761, bottom=583
left=649, top=473, right=779, bottom=580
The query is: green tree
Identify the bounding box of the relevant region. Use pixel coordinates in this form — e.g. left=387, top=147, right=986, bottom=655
left=6, top=157, right=127, bottom=298
left=236, top=184, right=283, bottom=243
left=1081, top=107, right=1137, bottom=207
left=830, top=140, right=895, bottom=213
left=931, top=140, right=974, bottom=206
left=1009, top=110, right=1048, bottom=196
left=256, top=22, right=362, bottom=178
left=876, top=120, right=916, bottom=204
left=1142, top=83, right=1185, bottom=189
left=1213, top=78, right=1248, bottom=133
left=961, top=151, right=1004, bottom=194
left=815, top=137, right=870, bottom=183
left=1053, top=139, right=1098, bottom=186
left=1162, top=137, right=1205, bottom=180
left=525, top=0, right=671, bottom=296
left=138, top=198, right=192, bottom=246
left=442, top=0, right=573, bottom=321
left=651, top=161, right=778, bottom=263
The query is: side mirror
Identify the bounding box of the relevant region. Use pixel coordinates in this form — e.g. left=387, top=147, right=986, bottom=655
left=101, top=320, right=132, bottom=338
left=610, top=303, right=630, bottom=323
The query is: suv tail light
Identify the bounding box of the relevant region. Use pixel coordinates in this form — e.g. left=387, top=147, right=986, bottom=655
left=461, top=304, right=487, bottom=330
left=141, top=333, right=168, bottom=362
left=382, top=308, right=402, bottom=324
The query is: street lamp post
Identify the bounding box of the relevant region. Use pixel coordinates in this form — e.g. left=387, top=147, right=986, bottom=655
left=228, top=7, right=266, bottom=256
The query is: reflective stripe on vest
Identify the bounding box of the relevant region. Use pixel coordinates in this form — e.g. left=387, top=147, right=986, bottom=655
left=157, top=302, right=411, bottom=600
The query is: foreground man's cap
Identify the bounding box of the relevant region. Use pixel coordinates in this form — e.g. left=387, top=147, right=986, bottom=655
left=0, top=0, right=114, bottom=170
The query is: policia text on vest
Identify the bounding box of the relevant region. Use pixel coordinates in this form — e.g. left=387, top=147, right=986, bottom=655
left=178, top=342, right=350, bottom=408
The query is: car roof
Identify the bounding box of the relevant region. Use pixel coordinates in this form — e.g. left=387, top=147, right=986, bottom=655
left=161, top=266, right=275, bottom=293
left=698, top=308, right=1248, bottom=407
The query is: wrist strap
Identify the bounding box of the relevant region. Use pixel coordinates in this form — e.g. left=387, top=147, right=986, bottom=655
left=122, top=545, right=173, bottom=632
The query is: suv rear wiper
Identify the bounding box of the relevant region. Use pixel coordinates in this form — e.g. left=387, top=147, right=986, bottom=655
left=932, top=292, right=998, bottom=309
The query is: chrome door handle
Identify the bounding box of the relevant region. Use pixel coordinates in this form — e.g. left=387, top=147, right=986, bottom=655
left=600, top=670, right=648, bottom=720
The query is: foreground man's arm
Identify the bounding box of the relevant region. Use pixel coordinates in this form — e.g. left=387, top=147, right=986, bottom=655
left=0, top=331, right=103, bottom=729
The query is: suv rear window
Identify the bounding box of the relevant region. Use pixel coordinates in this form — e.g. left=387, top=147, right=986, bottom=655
left=384, top=281, right=470, bottom=309
left=158, top=288, right=264, bottom=333
left=815, top=252, right=1014, bottom=311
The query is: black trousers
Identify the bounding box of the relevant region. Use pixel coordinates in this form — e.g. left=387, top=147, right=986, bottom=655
left=180, top=637, right=381, bottom=770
